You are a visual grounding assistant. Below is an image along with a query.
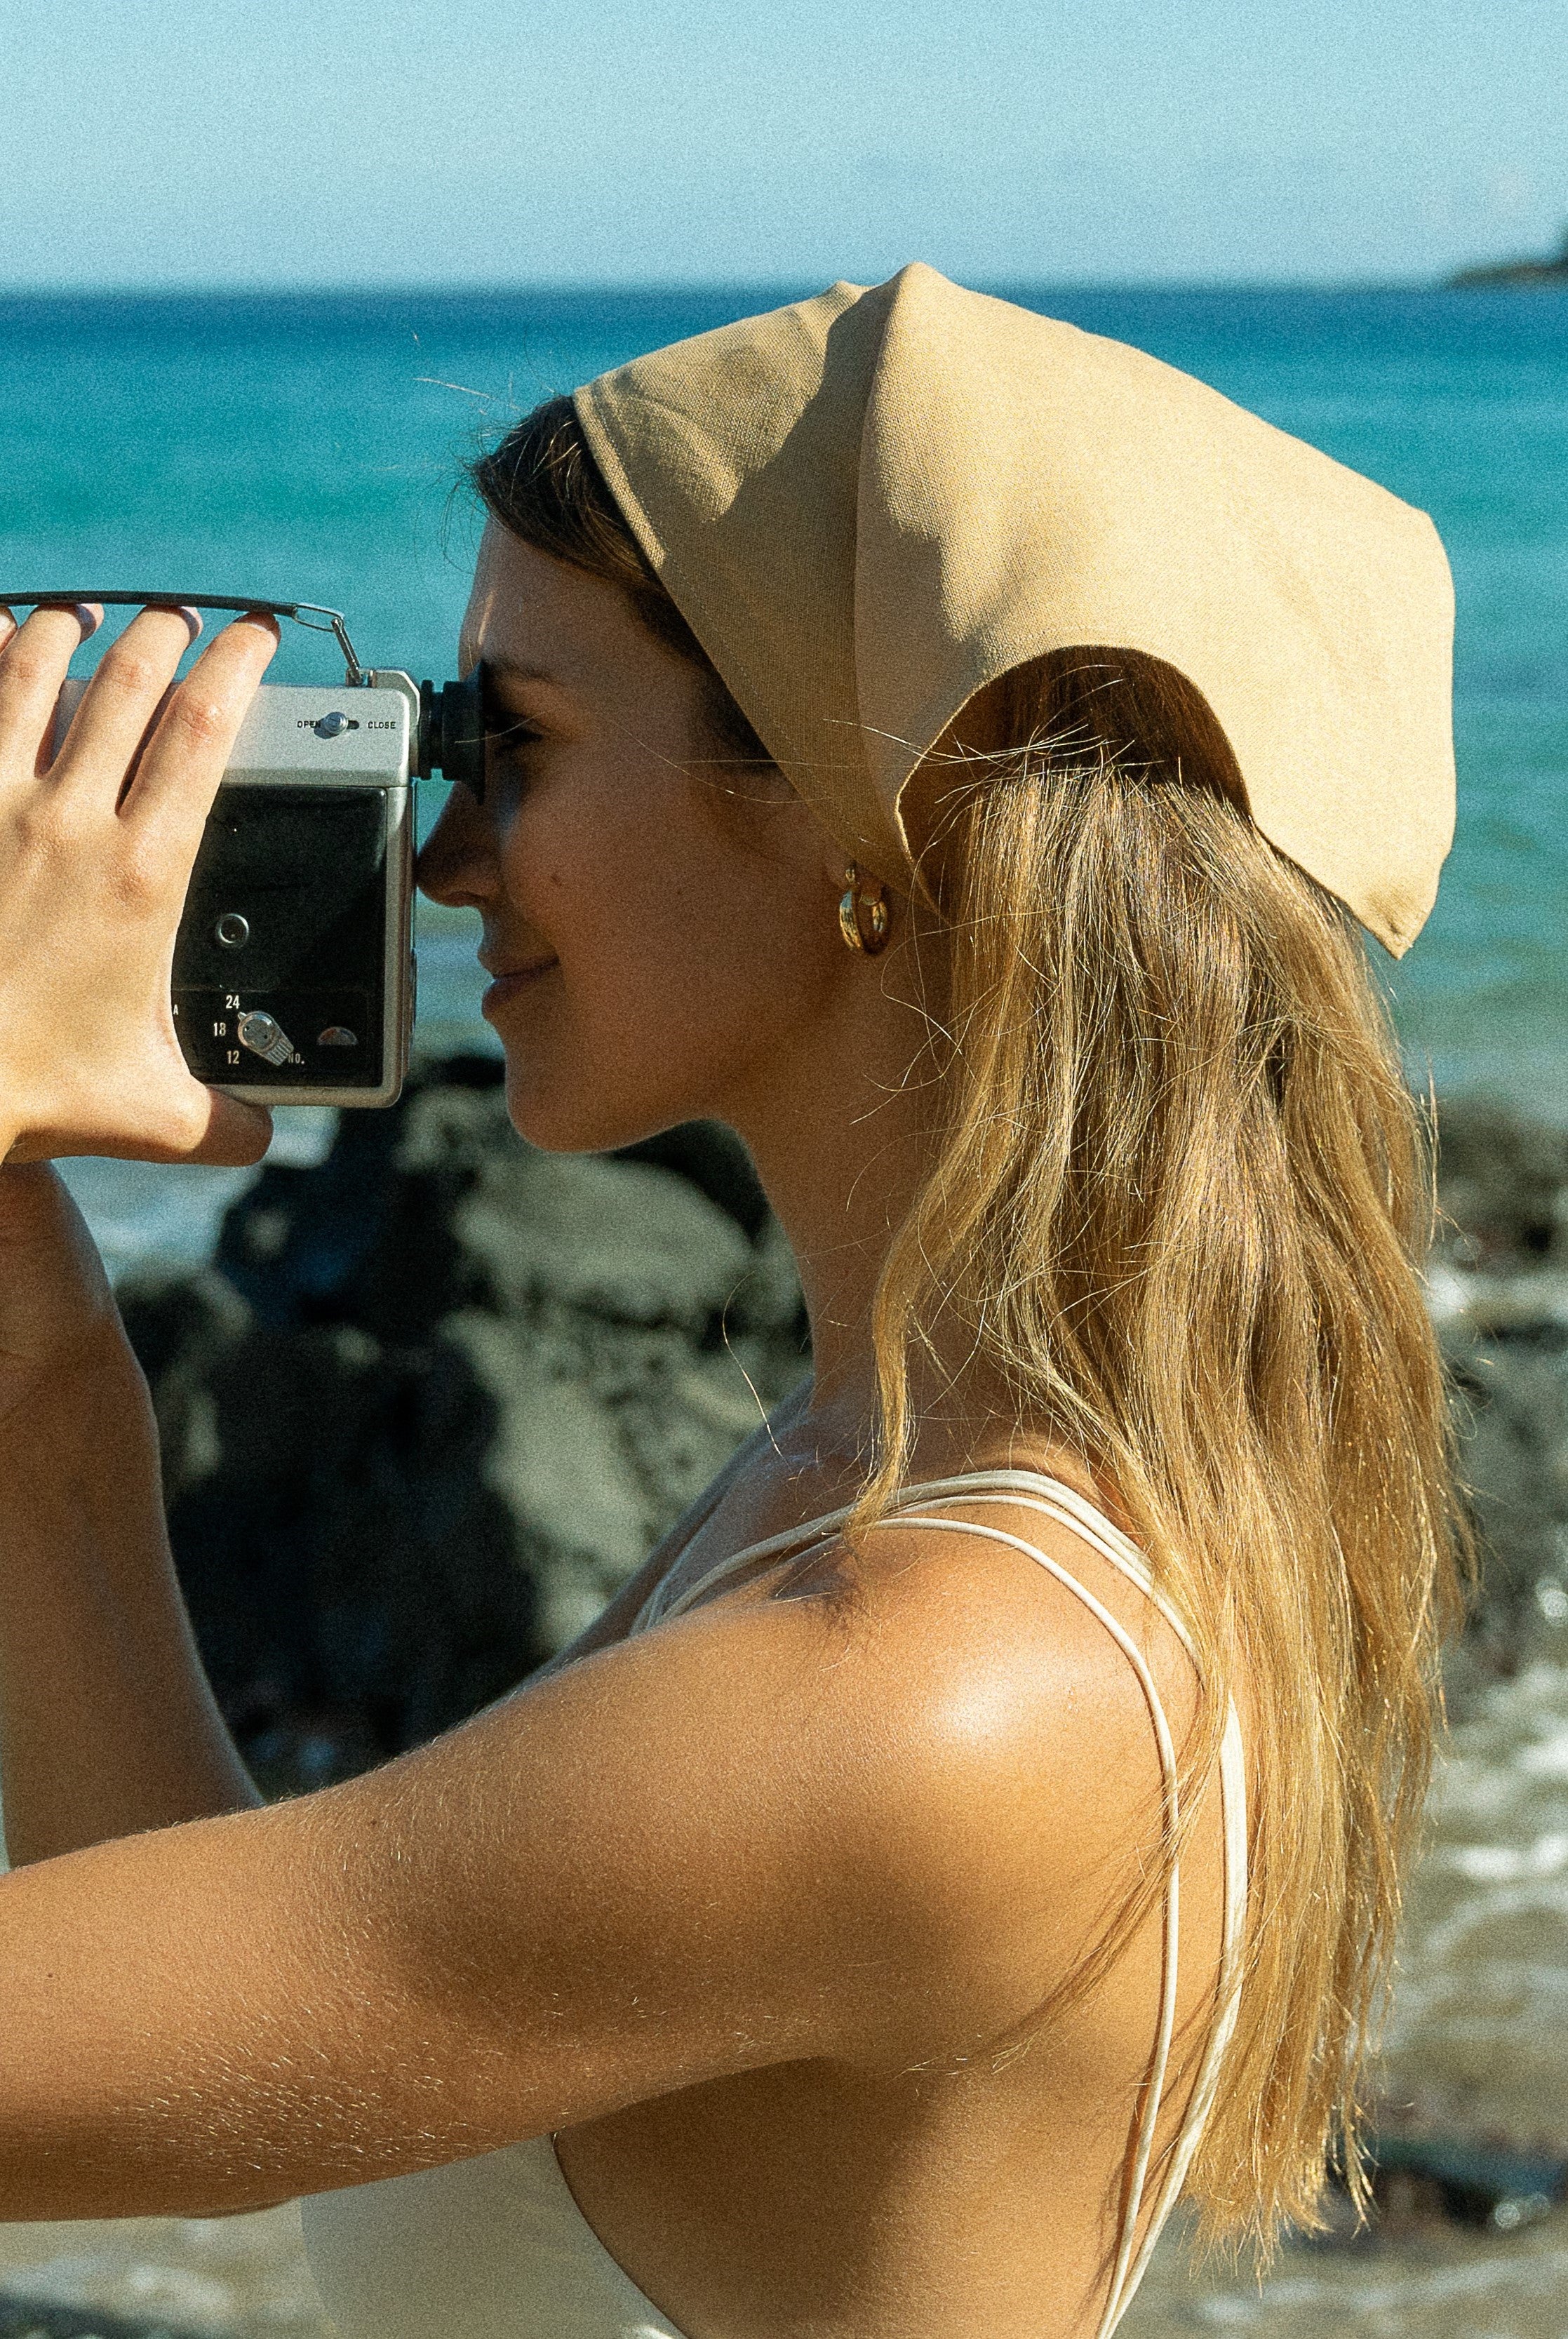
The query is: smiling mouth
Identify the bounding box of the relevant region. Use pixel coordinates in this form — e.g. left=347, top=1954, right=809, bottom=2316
left=481, top=958, right=559, bottom=1015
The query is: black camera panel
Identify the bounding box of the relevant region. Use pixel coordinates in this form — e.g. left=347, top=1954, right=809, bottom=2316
left=172, top=785, right=389, bottom=1090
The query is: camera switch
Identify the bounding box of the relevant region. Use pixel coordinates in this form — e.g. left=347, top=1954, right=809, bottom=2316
left=237, top=1011, right=297, bottom=1068
left=314, top=711, right=359, bottom=739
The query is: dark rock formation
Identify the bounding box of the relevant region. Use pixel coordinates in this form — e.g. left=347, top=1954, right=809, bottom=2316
left=119, top=1057, right=808, bottom=1793
left=1430, top=1098, right=1568, bottom=1699
left=1448, top=227, right=1568, bottom=288
left=0, top=2304, right=194, bottom=2339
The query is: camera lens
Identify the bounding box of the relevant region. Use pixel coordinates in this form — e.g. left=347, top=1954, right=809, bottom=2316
left=215, top=912, right=250, bottom=949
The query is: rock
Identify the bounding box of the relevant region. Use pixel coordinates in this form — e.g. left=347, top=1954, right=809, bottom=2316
left=0, top=2305, right=194, bottom=2338
left=117, top=1057, right=808, bottom=1792
left=1430, top=1101, right=1568, bottom=1697
left=1330, top=2131, right=1568, bottom=2237
left=1432, top=1098, right=1568, bottom=1271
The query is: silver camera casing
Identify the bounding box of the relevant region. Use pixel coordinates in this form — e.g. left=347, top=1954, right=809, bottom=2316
left=55, top=671, right=420, bottom=1109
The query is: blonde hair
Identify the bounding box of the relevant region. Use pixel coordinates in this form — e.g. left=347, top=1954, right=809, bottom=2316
left=865, top=648, right=1468, bottom=2253
left=472, top=402, right=1468, bottom=2259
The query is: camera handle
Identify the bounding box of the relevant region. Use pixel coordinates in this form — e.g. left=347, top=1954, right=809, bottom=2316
left=0, top=593, right=485, bottom=793
left=0, top=592, right=369, bottom=682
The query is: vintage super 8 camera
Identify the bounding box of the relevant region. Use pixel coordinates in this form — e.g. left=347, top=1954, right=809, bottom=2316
left=13, top=592, right=484, bottom=1109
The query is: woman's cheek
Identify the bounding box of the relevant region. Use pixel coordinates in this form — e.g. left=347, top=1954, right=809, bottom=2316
left=492, top=942, right=683, bottom=1144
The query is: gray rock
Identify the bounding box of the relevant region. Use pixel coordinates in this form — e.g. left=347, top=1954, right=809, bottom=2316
left=1430, top=1101, right=1568, bottom=1698
left=116, top=1057, right=808, bottom=1790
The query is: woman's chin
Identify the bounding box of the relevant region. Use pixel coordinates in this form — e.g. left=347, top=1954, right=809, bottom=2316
left=500, top=1059, right=682, bottom=1157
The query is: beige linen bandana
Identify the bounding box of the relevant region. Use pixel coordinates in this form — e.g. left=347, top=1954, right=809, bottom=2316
left=575, top=264, right=1455, bottom=956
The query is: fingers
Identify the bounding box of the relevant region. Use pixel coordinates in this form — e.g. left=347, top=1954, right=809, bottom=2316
left=47, top=605, right=206, bottom=806
left=185, top=1090, right=276, bottom=1168
left=127, top=612, right=279, bottom=847
left=0, top=604, right=103, bottom=782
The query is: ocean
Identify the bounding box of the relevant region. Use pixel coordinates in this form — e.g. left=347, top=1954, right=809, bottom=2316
left=4, top=282, right=1568, bottom=2338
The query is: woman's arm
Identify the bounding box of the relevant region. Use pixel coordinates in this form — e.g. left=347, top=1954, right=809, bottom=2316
left=0, top=1517, right=1150, bottom=2222
left=0, top=1166, right=261, bottom=1865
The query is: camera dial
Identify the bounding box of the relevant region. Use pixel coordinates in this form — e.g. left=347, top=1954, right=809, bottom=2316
left=237, top=1012, right=295, bottom=1067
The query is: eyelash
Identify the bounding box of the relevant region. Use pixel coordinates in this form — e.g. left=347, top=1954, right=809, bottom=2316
left=485, top=722, right=543, bottom=777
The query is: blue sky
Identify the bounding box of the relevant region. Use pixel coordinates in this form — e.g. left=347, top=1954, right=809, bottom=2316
left=4, top=0, right=1567, bottom=288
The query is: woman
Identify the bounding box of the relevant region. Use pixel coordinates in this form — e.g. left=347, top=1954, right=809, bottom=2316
left=0, top=267, right=1464, bottom=2338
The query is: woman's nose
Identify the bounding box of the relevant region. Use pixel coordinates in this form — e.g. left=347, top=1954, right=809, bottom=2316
left=417, top=782, right=497, bottom=907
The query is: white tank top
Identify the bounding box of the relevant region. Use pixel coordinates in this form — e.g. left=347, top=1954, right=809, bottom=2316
left=302, top=1470, right=1248, bottom=2339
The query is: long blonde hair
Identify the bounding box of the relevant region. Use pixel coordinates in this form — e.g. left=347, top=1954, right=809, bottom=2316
left=865, top=648, right=1467, bottom=2251
left=473, top=404, right=1468, bottom=2257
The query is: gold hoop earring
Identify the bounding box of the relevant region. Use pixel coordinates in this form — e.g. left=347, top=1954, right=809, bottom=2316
left=838, top=862, right=890, bottom=956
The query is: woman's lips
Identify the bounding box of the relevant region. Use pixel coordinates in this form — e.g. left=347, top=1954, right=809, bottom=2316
left=481, top=959, right=559, bottom=1017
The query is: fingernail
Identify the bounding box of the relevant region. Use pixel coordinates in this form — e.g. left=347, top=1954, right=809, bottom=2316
left=175, top=605, right=203, bottom=641
left=72, top=603, right=102, bottom=638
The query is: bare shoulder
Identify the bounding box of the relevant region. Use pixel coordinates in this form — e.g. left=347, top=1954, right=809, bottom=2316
left=516, top=1481, right=1194, bottom=2037
left=758, top=1472, right=1200, bottom=1771
left=780, top=1488, right=1196, bottom=1858
left=748, top=1483, right=1219, bottom=2039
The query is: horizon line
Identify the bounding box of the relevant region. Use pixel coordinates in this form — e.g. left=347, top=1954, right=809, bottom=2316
left=0, top=269, right=1489, bottom=304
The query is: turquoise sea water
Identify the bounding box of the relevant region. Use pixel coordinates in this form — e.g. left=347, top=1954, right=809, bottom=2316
left=3, top=283, right=1567, bottom=1265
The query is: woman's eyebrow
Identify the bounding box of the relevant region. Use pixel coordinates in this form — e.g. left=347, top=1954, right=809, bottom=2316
left=481, top=657, right=565, bottom=692
left=457, top=650, right=565, bottom=692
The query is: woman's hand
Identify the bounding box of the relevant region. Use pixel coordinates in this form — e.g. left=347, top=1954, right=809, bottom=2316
left=0, top=601, right=280, bottom=1166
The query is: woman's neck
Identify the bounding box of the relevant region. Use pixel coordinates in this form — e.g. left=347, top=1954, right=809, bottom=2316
left=721, top=943, right=947, bottom=1442
left=740, top=1094, right=920, bottom=1423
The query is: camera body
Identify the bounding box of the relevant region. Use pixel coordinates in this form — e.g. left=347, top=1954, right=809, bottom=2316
left=32, top=596, right=487, bottom=1112
left=58, top=670, right=421, bottom=1108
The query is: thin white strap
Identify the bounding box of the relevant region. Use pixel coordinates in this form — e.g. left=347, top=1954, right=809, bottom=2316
left=1111, top=1701, right=1248, bottom=2319
left=634, top=1508, right=849, bottom=1632
left=897, top=1489, right=1247, bottom=2333
left=890, top=1510, right=1181, bottom=2338
left=639, top=1468, right=1166, bottom=1633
